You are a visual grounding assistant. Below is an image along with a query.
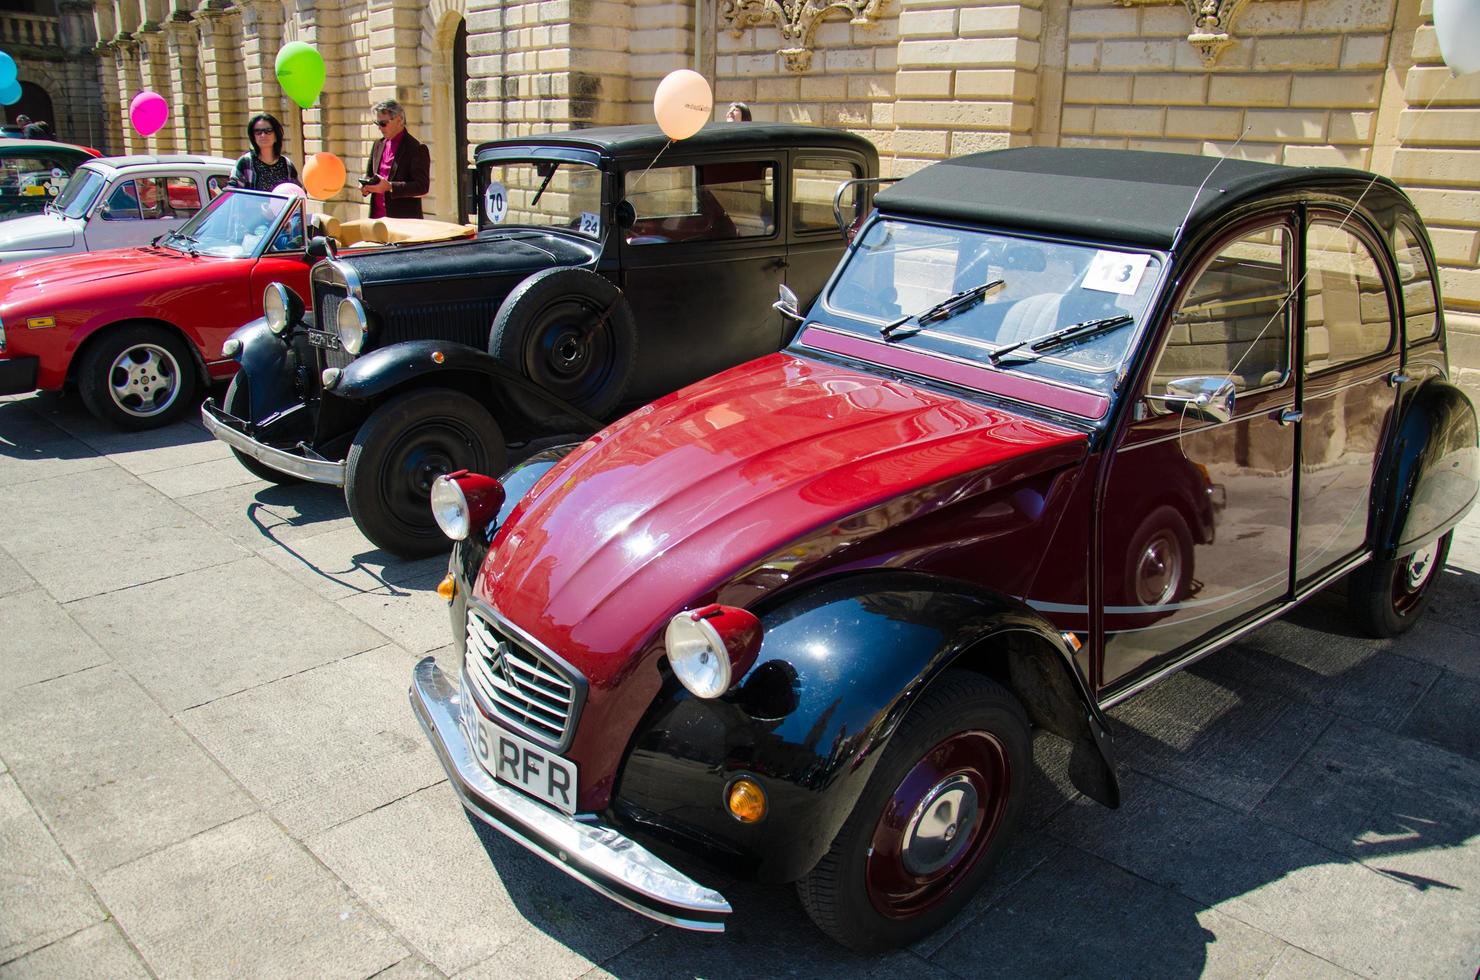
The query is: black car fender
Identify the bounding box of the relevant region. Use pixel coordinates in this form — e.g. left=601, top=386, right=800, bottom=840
left=611, top=572, right=1119, bottom=884
left=228, top=316, right=298, bottom=415
left=1371, top=377, right=1478, bottom=558
left=329, top=340, right=603, bottom=439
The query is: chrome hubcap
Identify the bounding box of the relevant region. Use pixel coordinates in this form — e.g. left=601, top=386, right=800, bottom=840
left=901, top=773, right=979, bottom=876
left=108, top=343, right=181, bottom=418
left=1405, top=544, right=1436, bottom=592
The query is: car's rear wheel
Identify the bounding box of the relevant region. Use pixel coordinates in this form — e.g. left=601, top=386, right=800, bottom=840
left=796, top=671, right=1029, bottom=952
left=1347, top=532, right=1451, bottom=638
left=78, top=323, right=197, bottom=430
left=489, top=267, right=637, bottom=419
left=223, top=374, right=302, bottom=485
left=344, top=388, right=507, bottom=558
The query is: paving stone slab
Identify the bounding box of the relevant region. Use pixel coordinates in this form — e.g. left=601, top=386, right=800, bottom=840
left=1050, top=770, right=1480, bottom=978
left=177, top=479, right=355, bottom=550
left=0, top=466, right=245, bottom=602
left=373, top=956, right=446, bottom=979
left=309, top=786, right=653, bottom=976
left=1107, top=663, right=1334, bottom=812
left=1261, top=945, right=1364, bottom=980
left=0, top=774, right=104, bottom=963
left=0, top=665, right=254, bottom=874
left=137, top=456, right=266, bottom=499
left=96, top=812, right=406, bottom=980
left=182, top=645, right=447, bottom=838
left=0, top=921, right=150, bottom=980
left=929, top=846, right=1287, bottom=979
left=22, top=394, right=231, bottom=477
left=68, top=556, right=387, bottom=713
left=0, top=547, right=36, bottom=600
left=338, top=585, right=457, bottom=656
left=0, top=401, right=111, bottom=489
left=258, top=523, right=450, bottom=602
left=1425, top=563, right=1480, bottom=639
left=0, top=589, right=110, bottom=693
left=1398, top=670, right=1480, bottom=762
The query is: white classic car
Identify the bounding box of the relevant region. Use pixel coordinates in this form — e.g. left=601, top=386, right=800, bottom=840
left=0, top=154, right=235, bottom=264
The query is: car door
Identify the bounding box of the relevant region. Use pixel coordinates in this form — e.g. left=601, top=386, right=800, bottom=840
left=1294, top=214, right=1401, bottom=586
left=617, top=154, right=786, bottom=400
left=1099, top=216, right=1298, bottom=692
left=83, top=175, right=187, bottom=251
left=242, top=202, right=314, bottom=353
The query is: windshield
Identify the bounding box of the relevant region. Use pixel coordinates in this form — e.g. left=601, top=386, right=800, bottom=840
left=479, top=159, right=602, bottom=238
left=161, top=189, right=293, bottom=257
left=54, top=168, right=105, bottom=218
left=821, top=218, right=1164, bottom=397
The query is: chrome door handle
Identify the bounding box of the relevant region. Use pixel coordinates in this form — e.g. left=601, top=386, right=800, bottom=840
left=1389, top=371, right=1411, bottom=387
left=1277, top=408, right=1303, bottom=426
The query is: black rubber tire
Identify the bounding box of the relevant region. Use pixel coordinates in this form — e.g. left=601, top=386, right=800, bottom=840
left=344, top=387, right=507, bottom=558
left=223, top=374, right=303, bottom=485
left=77, top=323, right=198, bottom=430
left=1347, top=532, right=1451, bottom=638
left=1124, top=504, right=1194, bottom=607
left=796, top=671, right=1030, bottom=953
left=488, top=267, right=637, bottom=419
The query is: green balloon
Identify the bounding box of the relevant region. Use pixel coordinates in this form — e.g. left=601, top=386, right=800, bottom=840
left=275, top=41, right=325, bottom=110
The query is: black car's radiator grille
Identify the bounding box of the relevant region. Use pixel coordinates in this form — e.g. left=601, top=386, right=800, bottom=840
left=311, top=283, right=353, bottom=374
left=383, top=299, right=502, bottom=349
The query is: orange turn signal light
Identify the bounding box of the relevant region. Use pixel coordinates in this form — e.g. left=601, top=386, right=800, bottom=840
left=431, top=350, right=445, bottom=364
left=436, top=573, right=456, bottom=603
left=726, top=777, right=767, bottom=824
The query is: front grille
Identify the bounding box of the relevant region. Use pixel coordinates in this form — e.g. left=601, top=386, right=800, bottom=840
left=310, top=283, right=353, bottom=375
left=464, top=605, right=581, bottom=749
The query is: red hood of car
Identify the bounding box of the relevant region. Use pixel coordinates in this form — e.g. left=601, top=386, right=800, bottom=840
left=0, top=246, right=192, bottom=299
left=476, top=351, right=1086, bottom=684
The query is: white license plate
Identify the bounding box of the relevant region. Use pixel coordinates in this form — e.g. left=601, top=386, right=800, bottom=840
left=462, top=696, right=578, bottom=814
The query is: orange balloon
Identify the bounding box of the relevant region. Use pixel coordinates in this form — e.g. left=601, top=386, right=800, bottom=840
left=653, top=69, right=712, bottom=140
left=302, top=152, right=347, bottom=199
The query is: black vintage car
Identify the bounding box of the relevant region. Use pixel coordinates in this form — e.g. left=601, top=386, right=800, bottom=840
left=202, top=124, right=878, bottom=556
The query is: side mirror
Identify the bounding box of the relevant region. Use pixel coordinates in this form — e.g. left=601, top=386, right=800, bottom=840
left=1144, top=376, right=1236, bottom=424
left=149, top=233, right=163, bottom=246
left=774, top=283, right=803, bottom=323
left=615, top=199, right=636, bottom=230
left=306, top=235, right=335, bottom=261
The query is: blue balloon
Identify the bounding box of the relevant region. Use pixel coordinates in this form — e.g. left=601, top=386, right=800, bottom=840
left=0, top=53, right=15, bottom=90
left=0, top=79, right=19, bottom=107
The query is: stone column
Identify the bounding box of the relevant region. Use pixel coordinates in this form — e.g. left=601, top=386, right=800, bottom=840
left=136, top=23, right=177, bottom=152
left=164, top=12, right=203, bottom=152
left=114, top=34, right=142, bottom=153
left=92, top=1, right=123, bottom=153
left=239, top=0, right=299, bottom=162
left=193, top=0, right=245, bottom=157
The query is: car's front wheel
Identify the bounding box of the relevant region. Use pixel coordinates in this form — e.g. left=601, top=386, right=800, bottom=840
left=1347, top=532, right=1452, bottom=638
left=344, top=388, right=507, bottom=558
left=796, top=670, right=1030, bottom=952
left=77, top=323, right=198, bottom=430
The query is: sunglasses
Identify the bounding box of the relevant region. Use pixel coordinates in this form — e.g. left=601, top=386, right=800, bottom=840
left=252, top=128, right=274, bottom=135
left=374, top=119, right=391, bottom=127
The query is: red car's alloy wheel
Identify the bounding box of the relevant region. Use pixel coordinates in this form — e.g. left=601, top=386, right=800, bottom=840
left=864, top=729, right=1012, bottom=919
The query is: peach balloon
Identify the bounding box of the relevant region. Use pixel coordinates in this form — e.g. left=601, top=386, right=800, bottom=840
left=302, top=152, right=347, bottom=199
left=653, top=69, right=712, bottom=141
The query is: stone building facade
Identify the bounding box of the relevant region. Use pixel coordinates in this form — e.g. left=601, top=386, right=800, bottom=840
left=3, top=1, right=107, bottom=149
left=96, top=0, right=1478, bottom=385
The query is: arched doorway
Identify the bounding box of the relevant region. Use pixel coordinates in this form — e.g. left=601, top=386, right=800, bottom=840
left=6, top=82, right=55, bottom=131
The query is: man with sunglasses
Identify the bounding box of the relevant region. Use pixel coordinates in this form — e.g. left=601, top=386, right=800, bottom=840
left=360, top=99, right=430, bottom=219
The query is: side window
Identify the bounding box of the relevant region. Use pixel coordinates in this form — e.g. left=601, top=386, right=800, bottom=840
left=1304, top=221, right=1391, bottom=372
left=1393, top=222, right=1440, bottom=343
left=207, top=175, right=229, bottom=199
left=165, top=177, right=202, bottom=217
left=269, top=208, right=305, bottom=252
left=793, top=157, right=861, bottom=232
left=101, top=179, right=141, bottom=220
left=1154, top=224, right=1291, bottom=393
left=624, top=161, right=775, bottom=245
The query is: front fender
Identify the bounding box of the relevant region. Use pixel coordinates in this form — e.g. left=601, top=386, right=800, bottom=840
left=331, top=340, right=603, bottom=436
left=230, top=316, right=298, bottom=418
left=1374, top=378, right=1478, bottom=557
left=611, top=573, right=1118, bottom=884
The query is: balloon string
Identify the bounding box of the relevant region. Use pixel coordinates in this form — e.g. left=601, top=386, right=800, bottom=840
left=626, top=139, right=673, bottom=198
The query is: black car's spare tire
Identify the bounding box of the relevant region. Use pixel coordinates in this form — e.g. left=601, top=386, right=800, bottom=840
left=489, top=267, right=637, bottom=419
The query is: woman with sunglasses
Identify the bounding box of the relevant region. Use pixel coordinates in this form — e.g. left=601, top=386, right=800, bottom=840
left=227, top=113, right=301, bottom=191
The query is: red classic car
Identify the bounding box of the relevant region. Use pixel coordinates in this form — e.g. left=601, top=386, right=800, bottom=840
left=0, top=188, right=473, bottom=428
left=411, top=149, right=1478, bottom=949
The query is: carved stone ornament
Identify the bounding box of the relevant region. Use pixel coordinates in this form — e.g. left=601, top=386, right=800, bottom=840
left=1114, top=0, right=1257, bottom=66
left=718, top=0, right=887, bottom=73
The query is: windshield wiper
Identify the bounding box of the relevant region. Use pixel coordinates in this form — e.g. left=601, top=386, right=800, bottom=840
left=162, top=229, right=199, bottom=255
left=987, top=314, right=1133, bottom=365
left=529, top=165, right=559, bottom=208
left=880, top=279, right=1005, bottom=339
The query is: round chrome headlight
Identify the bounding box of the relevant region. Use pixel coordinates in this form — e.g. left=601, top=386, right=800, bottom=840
left=430, top=474, right=470, bottom=540
left=264, top=282, right=291, bottom=335
left=665, top=613, right=732, bottom=699
left=336, top=297, right=367, bottom=354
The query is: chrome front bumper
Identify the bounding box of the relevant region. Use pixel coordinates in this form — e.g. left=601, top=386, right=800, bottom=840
left=408, top=656, right=732, bottom=932
left=200, top=398, right=346, bottom=486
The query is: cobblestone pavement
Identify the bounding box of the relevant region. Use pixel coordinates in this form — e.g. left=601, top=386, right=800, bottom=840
left=1, top=388, right=1477, bottom=980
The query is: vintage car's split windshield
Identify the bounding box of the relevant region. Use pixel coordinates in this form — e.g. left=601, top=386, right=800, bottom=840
left=160, top=190, right=293, bottom=257
left=481, top=160, right=602, bottom=238
left=54, top=168, right=105, bottom=219
left=823, top=219, right=1164, bottom=396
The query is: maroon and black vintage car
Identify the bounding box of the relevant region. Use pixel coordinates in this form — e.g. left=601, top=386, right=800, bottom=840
left=409, top=148, right=1478, bottom=950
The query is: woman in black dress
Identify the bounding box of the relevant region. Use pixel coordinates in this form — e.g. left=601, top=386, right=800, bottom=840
left=228, top=113, right=301, bottom=191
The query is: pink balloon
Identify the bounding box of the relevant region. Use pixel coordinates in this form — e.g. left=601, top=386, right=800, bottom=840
left=129, top=91, right=169, bottom=137
left=272, top=182, right=306, bottom=199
